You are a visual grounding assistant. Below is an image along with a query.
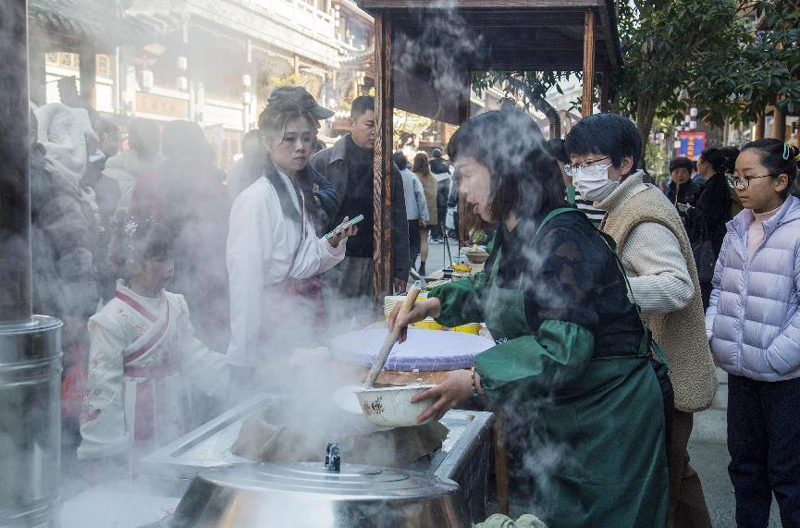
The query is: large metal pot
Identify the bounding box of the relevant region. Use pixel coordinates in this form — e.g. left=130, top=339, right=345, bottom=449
left=0, top=316, right=62, bottom=527
left=170, top=453, right=471, bottom=528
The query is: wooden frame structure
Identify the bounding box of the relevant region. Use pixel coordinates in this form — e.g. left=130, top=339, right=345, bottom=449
left=360, top=0, right=622, bottom=298
left=359, top=1, right=623, bottom=515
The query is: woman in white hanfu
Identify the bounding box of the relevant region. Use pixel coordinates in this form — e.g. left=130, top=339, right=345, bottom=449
left=78, top=219, right=230, bottom=463
left=226, top=86, right=356, bottom=387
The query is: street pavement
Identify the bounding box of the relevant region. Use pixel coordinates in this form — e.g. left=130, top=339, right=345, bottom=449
left=425, top=238, right=783, bottom=526
left=691, top=369, right=781, bottom=527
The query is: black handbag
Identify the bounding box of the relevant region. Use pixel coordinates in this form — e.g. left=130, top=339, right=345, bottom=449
left=693, top=239, right=716, bottom=283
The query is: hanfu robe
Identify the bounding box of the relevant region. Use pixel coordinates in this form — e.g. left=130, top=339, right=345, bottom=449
left=77, top=281, right=230, bottom=460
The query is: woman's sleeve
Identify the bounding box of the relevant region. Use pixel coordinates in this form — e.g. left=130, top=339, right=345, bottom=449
left=174, top=295, right=231, bottom=396
left=477, top=321, right=595, bottom=401
left=290, top=226, right=346, bottom=279
left=428, top=272, right=490, bottom=328
left=226, top=194, right=270, bottom=367
left=78, top=315, right=131, bottom=459
left=623, top=223, right=695, bottom=315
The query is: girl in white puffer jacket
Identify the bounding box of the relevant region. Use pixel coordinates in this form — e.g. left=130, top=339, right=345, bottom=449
left=706, top=139, right=800, bottom=527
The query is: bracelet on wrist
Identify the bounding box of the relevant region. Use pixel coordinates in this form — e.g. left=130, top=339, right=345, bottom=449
left=470, top=366, right=479, bottom=398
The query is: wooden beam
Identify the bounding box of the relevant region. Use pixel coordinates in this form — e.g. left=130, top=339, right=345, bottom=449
left=581, top=9, right=596, bottom=117
left=79, top=47, right=97, bottom=108
left=597, top=0, right=621, bottom=71
left=599, top=64, right=610, bottom=113
left=459, top=71, right=472, bottom=124
left=373, top=13, right=393, bottom=301
left=361, top=0, right=601, bottom=8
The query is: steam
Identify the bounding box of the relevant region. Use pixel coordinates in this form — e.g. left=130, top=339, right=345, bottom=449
left=7, top=1, right=581, bottom=525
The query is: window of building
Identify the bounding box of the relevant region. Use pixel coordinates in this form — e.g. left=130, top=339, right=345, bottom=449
left=97, top=55, right=110, bottom=77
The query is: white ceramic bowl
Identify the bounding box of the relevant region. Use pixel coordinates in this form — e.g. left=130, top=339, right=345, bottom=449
left=353, top=385, right=436, bottom=427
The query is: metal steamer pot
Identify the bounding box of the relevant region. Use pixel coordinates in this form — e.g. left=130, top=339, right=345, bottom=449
left=170, top=445, right=471, bottom=528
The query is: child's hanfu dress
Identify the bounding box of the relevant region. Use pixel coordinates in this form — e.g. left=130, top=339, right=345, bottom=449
left=77, top=280, right=229, bottom=460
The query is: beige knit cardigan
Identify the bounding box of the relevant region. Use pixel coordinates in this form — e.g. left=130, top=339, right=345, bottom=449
left=602, top=186, right=717, bottom=413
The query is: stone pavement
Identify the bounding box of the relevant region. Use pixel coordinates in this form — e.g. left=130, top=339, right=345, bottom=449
left=690, top=368, right=782, bottom=527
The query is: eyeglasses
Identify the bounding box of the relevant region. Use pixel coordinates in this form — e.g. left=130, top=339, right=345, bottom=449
left=726, top=173, right=776, bottom=190
left=563, top=156, right=611, bottom=177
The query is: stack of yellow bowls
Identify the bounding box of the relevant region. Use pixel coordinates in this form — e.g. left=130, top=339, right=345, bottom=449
left=383, top=293, right=480, bottom=334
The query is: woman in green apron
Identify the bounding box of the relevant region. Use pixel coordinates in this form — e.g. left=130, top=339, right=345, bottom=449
left=390, top=111, right=668, bottom=527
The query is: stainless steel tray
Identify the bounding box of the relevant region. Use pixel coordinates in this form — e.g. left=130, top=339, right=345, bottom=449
left=138, top=393, right=493, bottom=495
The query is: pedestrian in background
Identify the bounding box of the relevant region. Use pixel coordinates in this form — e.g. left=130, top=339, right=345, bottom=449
left=666, top=157, right=703, bottom=222
left=686, top=147, right=735, bottom=308
left=393, top=151, right=429, bottom=272
left=707, top=139, right=800, bottom=528
left=130, top=120, right=231, bottom=353
left=104, top=118, right=163, bottom=211
left=310, top=95, right=409, bottom=332
left=429, top=147, right=450, bottom=241
left=413, top=151, right=437, bottom=276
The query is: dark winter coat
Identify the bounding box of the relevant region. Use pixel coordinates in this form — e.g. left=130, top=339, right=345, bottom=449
left=310, top=135, right=410, bottom=281
left=30, top=143, right=98, bottom=324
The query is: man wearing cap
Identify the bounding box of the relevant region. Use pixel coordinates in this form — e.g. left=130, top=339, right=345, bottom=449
left=310, top=95, right=410, bottom=331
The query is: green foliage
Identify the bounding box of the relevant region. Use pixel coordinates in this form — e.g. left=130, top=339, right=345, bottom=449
left=471, top=0, right=800, bottom=162
left=471, top=71, right=579, bottom=115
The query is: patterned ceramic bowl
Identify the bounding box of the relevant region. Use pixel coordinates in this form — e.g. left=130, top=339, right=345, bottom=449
left=353, top=385, right=436, bottom=427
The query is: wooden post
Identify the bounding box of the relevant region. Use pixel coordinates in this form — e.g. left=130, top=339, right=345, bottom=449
left=493, top=407, right=510, bottom=515
left=458, top=71, right=471, bottom=124
left=773, top=103, right=786, bottom=141
left=581, top=10, right=596, bottom=118
left=79, top=47, right=96, bottom=108
left=599, top=65, right=610, bottom=114
left=373, top=13, right=393, bottom=301
left=755, top=113, right=766, bottom=139
left=0, top=0, right=32, bottom=323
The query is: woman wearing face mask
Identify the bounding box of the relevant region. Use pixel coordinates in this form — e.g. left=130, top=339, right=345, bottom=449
left=390, top=110, right=668, bottom=527
left=564, top=113, right=716, bottom=528
left=226, top=87, right=357, bottom=389
left=706, top=140, right=800, bottom=527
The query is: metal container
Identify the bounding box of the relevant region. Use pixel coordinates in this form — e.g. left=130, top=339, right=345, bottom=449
left=170, top=461, right=472, bottom=528
left=138, top=394, right=493, bottom=521
left=0, top=316, right=63, bottom=527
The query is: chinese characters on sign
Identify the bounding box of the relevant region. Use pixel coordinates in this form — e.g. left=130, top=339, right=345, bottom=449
left=675, top=131, right=706, bottom=160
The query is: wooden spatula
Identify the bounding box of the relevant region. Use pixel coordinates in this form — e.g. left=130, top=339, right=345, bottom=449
left=364, top=281, right=423, bottom=388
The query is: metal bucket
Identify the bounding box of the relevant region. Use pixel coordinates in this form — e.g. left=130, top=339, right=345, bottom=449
left=0, top=316, right=62, bottom=527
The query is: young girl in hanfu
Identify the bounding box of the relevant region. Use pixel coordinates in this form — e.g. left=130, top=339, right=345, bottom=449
left=78, top=218, right=230, bottom=465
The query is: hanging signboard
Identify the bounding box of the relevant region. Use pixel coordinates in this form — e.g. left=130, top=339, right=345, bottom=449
left=675, top=131, right=706, bottom=160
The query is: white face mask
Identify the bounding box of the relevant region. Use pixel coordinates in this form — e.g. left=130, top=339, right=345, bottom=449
left=573, top=163, right=617, bottom=202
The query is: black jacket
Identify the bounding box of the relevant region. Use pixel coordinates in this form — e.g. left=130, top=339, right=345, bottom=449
left=484, top=211, right=644, bottom=359
left=687, top=172, right=731, bottom=257
left=310, top=135, right=410, bottom=281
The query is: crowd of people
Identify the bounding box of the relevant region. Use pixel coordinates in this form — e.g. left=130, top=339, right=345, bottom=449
left=28, top=84, right=800, bottom=526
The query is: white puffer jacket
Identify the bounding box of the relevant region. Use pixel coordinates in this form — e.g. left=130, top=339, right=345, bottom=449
left=706, top=196, right=800, bottom=381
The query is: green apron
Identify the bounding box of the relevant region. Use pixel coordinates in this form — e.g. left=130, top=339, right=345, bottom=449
left=436, top=209, right=669, bottom=527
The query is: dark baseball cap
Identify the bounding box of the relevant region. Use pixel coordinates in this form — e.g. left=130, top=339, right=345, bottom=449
left=267, top=86, right=334, bottom=120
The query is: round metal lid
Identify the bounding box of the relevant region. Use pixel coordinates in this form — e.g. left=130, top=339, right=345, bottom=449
left=196, top=462, right=459, bottom=499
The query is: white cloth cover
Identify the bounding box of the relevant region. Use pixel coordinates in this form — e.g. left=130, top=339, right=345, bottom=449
left=330, top=327, right=493, bottom=371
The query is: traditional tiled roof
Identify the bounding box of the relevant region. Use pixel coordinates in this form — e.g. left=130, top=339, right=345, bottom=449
left=29, top=0, right=158, bottom=49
